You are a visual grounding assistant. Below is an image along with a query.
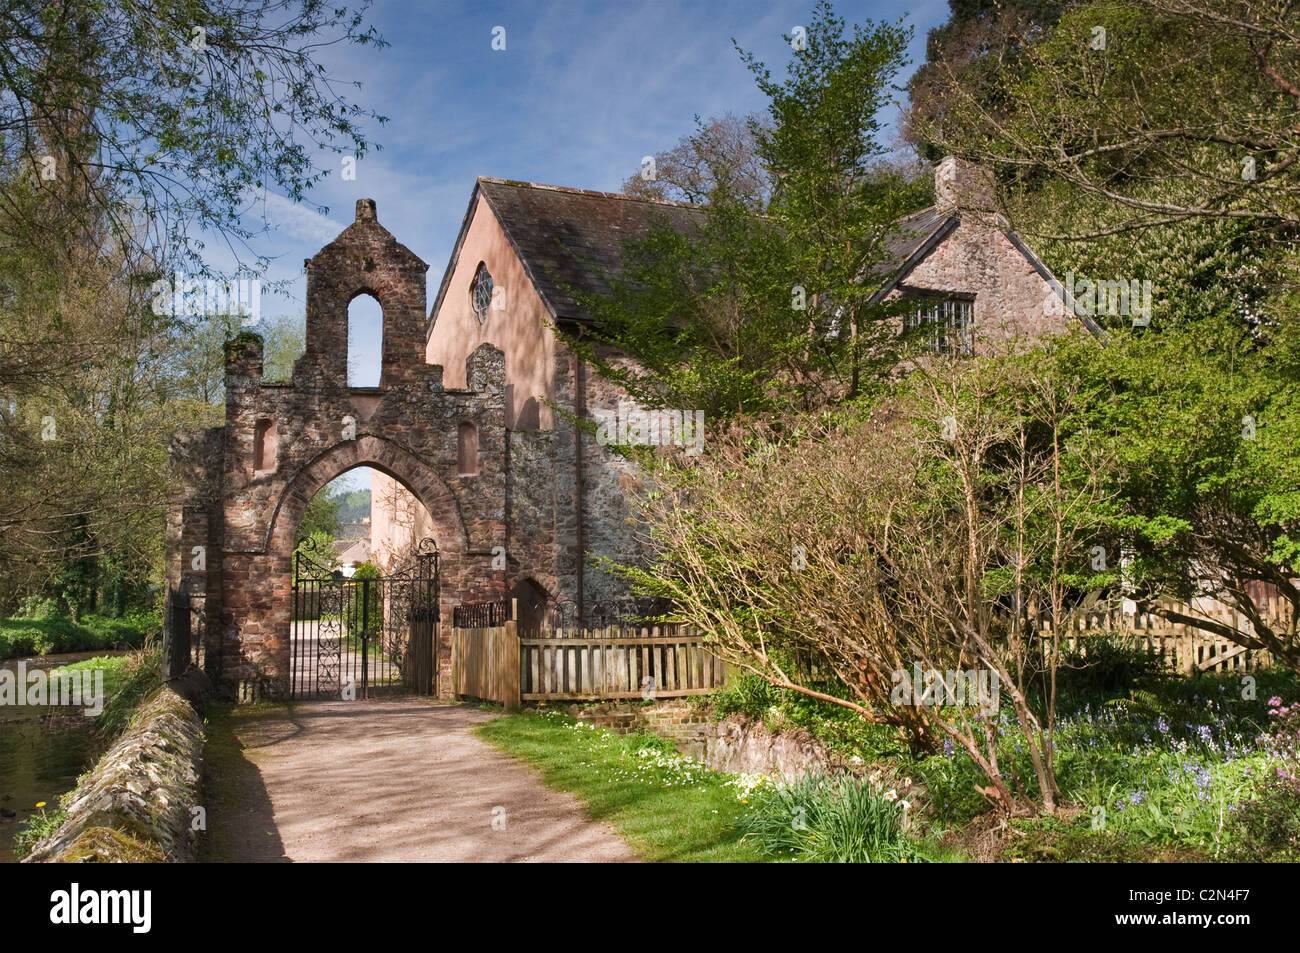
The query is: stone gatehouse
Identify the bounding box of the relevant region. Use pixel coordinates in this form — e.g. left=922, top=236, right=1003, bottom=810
left=168, top=199, right=511, bottom=701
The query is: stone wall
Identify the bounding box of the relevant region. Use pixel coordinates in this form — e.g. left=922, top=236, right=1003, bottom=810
left=23, top=685, right=205, bottom=863
left=568, top=701, right=842, bottom=783
left=896, top=219, right=1073, bottom=350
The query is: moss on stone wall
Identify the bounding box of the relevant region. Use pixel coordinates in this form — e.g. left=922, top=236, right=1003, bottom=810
left=22, top=684, right=205, bottom=863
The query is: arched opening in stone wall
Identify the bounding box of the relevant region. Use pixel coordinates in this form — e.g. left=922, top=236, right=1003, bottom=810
left=347, top=293, right=383, bottom=388
left=290, top=464, right=440, bottom=699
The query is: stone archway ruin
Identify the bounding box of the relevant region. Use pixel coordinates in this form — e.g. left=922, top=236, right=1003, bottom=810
left=167, top=199, right=509, bottom=701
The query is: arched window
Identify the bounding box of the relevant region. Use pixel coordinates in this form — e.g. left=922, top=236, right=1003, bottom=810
left=457, top=422, right=478, bottom=476
left=470, top=262, right=493, bottom=324
left=348, top=293, right=383, bottom=387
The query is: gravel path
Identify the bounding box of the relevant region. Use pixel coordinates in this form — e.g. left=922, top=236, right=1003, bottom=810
left=202, top=698, right=638, bottom=863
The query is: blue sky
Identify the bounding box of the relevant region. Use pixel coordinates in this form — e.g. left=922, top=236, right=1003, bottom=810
left=227, top=0, right=951, bottom=494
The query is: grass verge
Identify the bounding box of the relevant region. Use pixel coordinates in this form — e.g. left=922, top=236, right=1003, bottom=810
left=475, top=709, right=767, bottom=862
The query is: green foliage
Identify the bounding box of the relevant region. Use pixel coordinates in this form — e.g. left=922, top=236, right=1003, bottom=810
left=0, top=610, right=158, bottom=660
left=1053, top=636, right=1173, bottom=698
left=335, top=489, right=372, bottom=524
left=345, top=562, right=384, bottom=638
left=566, top=2, right=926, bottom=416
left=709, top=673, right=781, bottom=720
left=298, top=489, right=343, bottom=544
left=14, top=802, right=69, bottom=859
left=95, top=647, right=164, bottom=739
left=1223, top=773, right=1300, bottom=862
left=740, top=772, right=943, bottom=862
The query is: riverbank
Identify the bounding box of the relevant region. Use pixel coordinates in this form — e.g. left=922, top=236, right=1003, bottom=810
left=1, top=649, right=158, bottom=862
left=0, top=610, right=157, bottom=661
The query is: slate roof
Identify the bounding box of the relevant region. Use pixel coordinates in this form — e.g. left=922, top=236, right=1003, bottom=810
left=431, top=177, right=1099, bottom=338
left=431, top=178, right=708, bottom=329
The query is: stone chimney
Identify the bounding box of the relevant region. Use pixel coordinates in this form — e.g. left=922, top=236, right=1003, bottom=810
left=934, top=156, right=995, bottom=215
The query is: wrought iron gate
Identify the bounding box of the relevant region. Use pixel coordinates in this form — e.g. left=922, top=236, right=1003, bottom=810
left=290, top=537, right=439, bottom=700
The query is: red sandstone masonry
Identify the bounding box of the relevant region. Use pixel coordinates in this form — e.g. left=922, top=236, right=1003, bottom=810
left=167, top=200, right=509, bottom=701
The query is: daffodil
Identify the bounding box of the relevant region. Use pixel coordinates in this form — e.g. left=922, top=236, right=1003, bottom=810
left=884, top=789, right=897, bottom=801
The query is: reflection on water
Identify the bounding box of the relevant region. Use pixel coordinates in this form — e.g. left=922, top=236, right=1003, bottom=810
left=0, top=650, right=123, bottom=863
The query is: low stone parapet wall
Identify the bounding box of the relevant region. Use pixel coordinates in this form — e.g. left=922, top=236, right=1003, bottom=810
left=23, top=684, right=205, bottom=863
left=566, top=701, right=841, bottom=782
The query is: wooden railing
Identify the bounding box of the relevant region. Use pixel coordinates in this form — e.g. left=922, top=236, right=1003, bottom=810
left=451, top=603, right=728, bottom=707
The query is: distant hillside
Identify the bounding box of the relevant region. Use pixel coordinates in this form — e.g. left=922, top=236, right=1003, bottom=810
left=336, top=489, right=371, bottom=524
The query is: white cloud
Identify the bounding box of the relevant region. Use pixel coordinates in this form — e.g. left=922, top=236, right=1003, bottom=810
left=253, top=191, right=346, bottom=246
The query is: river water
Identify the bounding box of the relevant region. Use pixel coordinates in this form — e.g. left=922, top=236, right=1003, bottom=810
left=0, top=649, right=127, bottom=863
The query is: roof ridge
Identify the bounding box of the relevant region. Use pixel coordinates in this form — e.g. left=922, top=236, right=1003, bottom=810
left=476, top=176, right=705, bottom=210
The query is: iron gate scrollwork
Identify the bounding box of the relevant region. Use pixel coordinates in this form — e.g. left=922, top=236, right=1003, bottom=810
left=291, top=536, right=440, bottom=700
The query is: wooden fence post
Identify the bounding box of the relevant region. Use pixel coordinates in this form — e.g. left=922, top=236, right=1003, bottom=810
left=502, top=599, right=521, bottom=711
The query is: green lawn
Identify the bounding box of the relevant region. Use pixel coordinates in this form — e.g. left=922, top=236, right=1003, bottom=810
left=475, top=709, right=768, bottom=862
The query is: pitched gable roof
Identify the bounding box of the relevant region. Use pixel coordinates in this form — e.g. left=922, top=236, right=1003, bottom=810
left=430, top=178, right=708, bottom=331
left=867, top=204, right=1104, bottom=337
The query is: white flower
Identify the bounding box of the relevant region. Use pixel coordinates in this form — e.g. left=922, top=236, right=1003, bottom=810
left=884, top=789, right=898, bottom=801
left=899, top=799, right=911, bottom=810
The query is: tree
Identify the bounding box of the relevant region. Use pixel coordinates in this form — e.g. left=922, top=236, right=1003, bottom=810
left=914, top=0, right=1300, bottom=239
left=738, top=2, right=919, bottom=399
left=904, top=0, right=1070, bottom=160
left=623, top=351, right=1113, bottom=813
left=622, top=113, right=771, bottom=210
left=568, top=4, right=930, bottom=418
left=0, top=0, right=387, bottom=275
left=298, top=488, right=343, bottom=545
left=0, top=0, right=381, bottom=613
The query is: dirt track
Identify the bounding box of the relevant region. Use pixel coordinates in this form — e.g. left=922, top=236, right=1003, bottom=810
left=201, top=699, right=638, bottom=863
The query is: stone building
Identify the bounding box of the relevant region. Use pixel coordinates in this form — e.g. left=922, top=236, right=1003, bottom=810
left=168, top=159, right=1088, bottom=700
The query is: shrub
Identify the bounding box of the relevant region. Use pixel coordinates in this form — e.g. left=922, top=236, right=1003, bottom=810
left=740, top=771, right=934, bottom=863
left=0, top=609, right=157, bottom=660
left=710, top=673, right=780, bottom=721
left=1054, top=634, right=1172, bottom=699
left=1223, top=773, right=1300, bottom=861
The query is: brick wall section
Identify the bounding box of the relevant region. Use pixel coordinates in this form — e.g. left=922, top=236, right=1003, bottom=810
left=167, top=200, right=509, bottom=701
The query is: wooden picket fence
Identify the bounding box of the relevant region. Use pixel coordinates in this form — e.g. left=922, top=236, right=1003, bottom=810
left=1039, top=600, right=1281, bottom=674
left=451, top=600, right=728, bottom=708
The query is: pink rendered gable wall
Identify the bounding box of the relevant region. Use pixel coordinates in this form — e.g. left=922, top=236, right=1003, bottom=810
left=425, top=192, right=556, bottom=430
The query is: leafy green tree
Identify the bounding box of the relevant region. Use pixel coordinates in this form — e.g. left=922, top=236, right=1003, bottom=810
left=739, top=2, right=919, bottom=399
left=568, top=3, right=929, bottom=417
left=917, top=0, right=1300, bottom=238
left=0, top=0, right=386, bottom=274
left=0, top=1, right=381, bottom=613
left=298, top=489, right=343, bottom=545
